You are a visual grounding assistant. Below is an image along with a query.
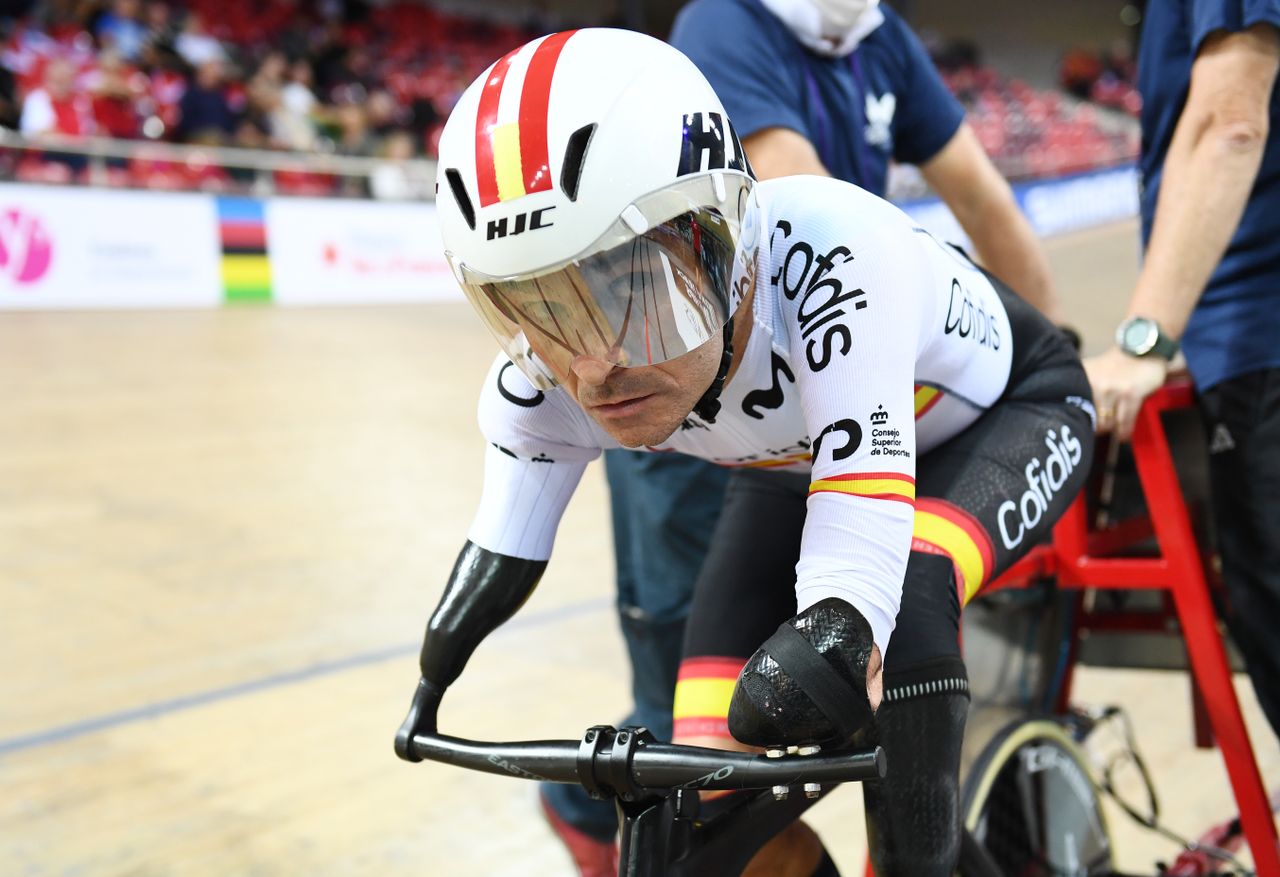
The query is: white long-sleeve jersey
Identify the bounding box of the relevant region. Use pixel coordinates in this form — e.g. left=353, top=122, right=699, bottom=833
left=464, top=176, right=1014, bottom=654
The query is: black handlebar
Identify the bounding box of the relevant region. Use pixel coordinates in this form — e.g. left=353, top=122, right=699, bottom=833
left=406, top=724, right=885, bottom=800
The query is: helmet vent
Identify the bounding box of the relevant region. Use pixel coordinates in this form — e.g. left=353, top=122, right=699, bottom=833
left=559, top=123, right=596, bottom=202
left=444, top=168, right=476, bottom=231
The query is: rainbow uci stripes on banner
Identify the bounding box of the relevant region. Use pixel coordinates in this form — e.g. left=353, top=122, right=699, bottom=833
left=474, top=31, right=577, bottom=207
left=217, top=197, right=271, bottom=302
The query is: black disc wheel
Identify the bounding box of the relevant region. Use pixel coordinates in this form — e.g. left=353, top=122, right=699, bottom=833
left=960, top=717, right=1114, bottom=876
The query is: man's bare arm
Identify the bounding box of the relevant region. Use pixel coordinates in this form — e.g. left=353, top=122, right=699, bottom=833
left=1086, top=24, right=1280, bottom=439
left=1128, top=24, right=1280, bottom=336
left=743, top=125, right=831, bottom=179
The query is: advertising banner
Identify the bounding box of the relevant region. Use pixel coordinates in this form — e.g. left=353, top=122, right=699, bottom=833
left=0, top=183, right=222, bottom=309
left=898, top=164, right=1139, bottom=248
left=0, top=165, right=1138, bottom=311
left=266, top=198, right=461, bottom=305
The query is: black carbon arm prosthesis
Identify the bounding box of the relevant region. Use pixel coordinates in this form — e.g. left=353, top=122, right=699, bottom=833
left=395, top=540, right=547, bottom=761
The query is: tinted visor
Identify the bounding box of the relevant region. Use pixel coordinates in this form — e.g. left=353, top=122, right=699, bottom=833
left=454, top=175, right=750, bottom=389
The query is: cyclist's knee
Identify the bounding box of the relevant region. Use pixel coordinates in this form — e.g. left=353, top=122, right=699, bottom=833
left=742, top=820, right=825, bottom=877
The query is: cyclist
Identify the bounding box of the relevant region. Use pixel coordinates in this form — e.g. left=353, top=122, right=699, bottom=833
left=401, top=28, right=1094, bottom=876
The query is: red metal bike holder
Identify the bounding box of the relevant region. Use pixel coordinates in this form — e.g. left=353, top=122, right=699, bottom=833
left=985, top=380, right=1280, bottom=876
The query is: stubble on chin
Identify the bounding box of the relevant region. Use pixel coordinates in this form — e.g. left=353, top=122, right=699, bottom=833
left=590, top=404, right=688, bottom=449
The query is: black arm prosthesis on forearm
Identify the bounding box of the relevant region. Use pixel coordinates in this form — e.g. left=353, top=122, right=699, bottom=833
left=728, top=597, right=877, bottom=748
left=395, top=540, right=547, bottom=761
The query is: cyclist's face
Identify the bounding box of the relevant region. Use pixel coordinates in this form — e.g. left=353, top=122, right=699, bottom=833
left=561, top=334, right=723, bottom=448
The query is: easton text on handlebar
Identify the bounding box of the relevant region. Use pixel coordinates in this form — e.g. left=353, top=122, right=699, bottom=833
left=405, top=724, right=885, bottom=801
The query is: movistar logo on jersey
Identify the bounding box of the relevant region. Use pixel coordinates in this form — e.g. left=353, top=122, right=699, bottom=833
left=677, top=112, right=750, bottom=177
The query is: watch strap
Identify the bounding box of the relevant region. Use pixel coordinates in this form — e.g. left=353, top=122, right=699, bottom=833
left=1150, top=328, right=1179, bottom=360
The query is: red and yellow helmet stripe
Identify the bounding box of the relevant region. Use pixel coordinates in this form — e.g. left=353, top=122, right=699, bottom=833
left=474, top=30, right=578, bottom=207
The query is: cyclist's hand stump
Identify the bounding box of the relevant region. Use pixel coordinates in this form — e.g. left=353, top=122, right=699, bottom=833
left=866, top=644, right=883, bottom=713
left=727, top=598, right=879, bottom=749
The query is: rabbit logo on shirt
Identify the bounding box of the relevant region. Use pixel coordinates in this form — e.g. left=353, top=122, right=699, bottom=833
left=865, top=93, right=896, bottom=148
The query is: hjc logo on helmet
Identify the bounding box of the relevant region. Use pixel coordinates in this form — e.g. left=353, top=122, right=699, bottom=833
left=486, top=206, right=555, bottom=241
left=677, top=112, right=751, bottom=177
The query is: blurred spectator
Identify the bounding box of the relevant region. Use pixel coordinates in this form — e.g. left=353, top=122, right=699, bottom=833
left=175, top=12, right=224, bottom=67
left=369, top=129, right=431, bottom=199
left=1103, top=37, right=1137, bottom=82
left=87, top=48, right=140, bottom=138
left=281, top=58, right=317, bottom=121
left=142, top=51, right=188, bottom=137
left=256, top=50, right=288, bottom=87
left=252, top=74, right=315, bottom=150
left=311, top=20, right=352, bottom=98
left=140, top=0, right=177, bottom=55
left=333, top=101, right=374, bottom=155
left=1060, top=39, right=1140, bottom=116
left=0, top=62, right=17, bottom=130
left=20, top=57, right=93, bottom=138
left=176, top=58, right=234, bottom=143
left=1060, top=45, right=1104, bottom=99
left=95, top=0, right=147, bottom=61
left=365, top=88, right=401, bottom=138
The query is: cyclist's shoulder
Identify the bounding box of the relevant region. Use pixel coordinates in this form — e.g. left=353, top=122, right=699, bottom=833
left=756, top=175, right=934, bottom=308
left=477, top=355, right=609, bottom=462
left=759, top=176, right=919, bottom=249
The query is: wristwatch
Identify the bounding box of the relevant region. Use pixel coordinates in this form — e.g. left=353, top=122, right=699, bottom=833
left=1115, top=316, right=1179, bottom=360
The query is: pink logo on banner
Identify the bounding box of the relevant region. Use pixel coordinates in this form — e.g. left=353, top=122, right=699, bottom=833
left=0, top=208, right=53, bottom=285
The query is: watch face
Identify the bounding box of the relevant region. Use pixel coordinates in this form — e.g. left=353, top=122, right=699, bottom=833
left=1121, top=318, right=1157, bottom=355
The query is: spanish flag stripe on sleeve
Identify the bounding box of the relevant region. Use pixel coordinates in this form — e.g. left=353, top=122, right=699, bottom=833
left=474, top=50, right=517, bottom=207
left=720, top=452, right=812, bottom=469
left=911, top=498, right=996, bottom=604
left=809, top=471, right=916, bottom=504
left=518, top=30, right=577, bottom=196
left=914, top=384, right=944, bottom=419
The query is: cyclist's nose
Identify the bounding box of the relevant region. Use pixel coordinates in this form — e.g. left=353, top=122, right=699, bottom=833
left=571, top=354, right=616, bottom=387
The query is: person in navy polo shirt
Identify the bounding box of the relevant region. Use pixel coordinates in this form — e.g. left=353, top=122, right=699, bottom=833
left=538, top=3, right=1069, bottom=875
left=1085, top=4, right=1280, bottom=740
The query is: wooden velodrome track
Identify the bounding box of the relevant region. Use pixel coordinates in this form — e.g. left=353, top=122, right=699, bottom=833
left=2, top=219, right=1277, bottom=875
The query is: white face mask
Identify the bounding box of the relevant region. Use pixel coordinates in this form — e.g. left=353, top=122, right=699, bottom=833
left=758, top=0, right=884, bottom=57
left=813, top=0, right=880, bottom=36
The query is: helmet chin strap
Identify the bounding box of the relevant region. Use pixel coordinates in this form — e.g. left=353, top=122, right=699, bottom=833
left=690, top=317, right=735, bottom=424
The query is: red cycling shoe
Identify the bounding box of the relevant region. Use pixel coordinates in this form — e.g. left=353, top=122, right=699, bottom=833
left=538, top=791, right=619, bottom=877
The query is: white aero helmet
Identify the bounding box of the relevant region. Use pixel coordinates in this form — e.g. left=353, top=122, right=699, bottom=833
left=437, top=28, right=758, bottom=390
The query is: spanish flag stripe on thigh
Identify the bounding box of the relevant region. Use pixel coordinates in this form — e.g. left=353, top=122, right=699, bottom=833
left=911, top=497, right=996, bottom=605
left=673, top=656, right=745, bottom=741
